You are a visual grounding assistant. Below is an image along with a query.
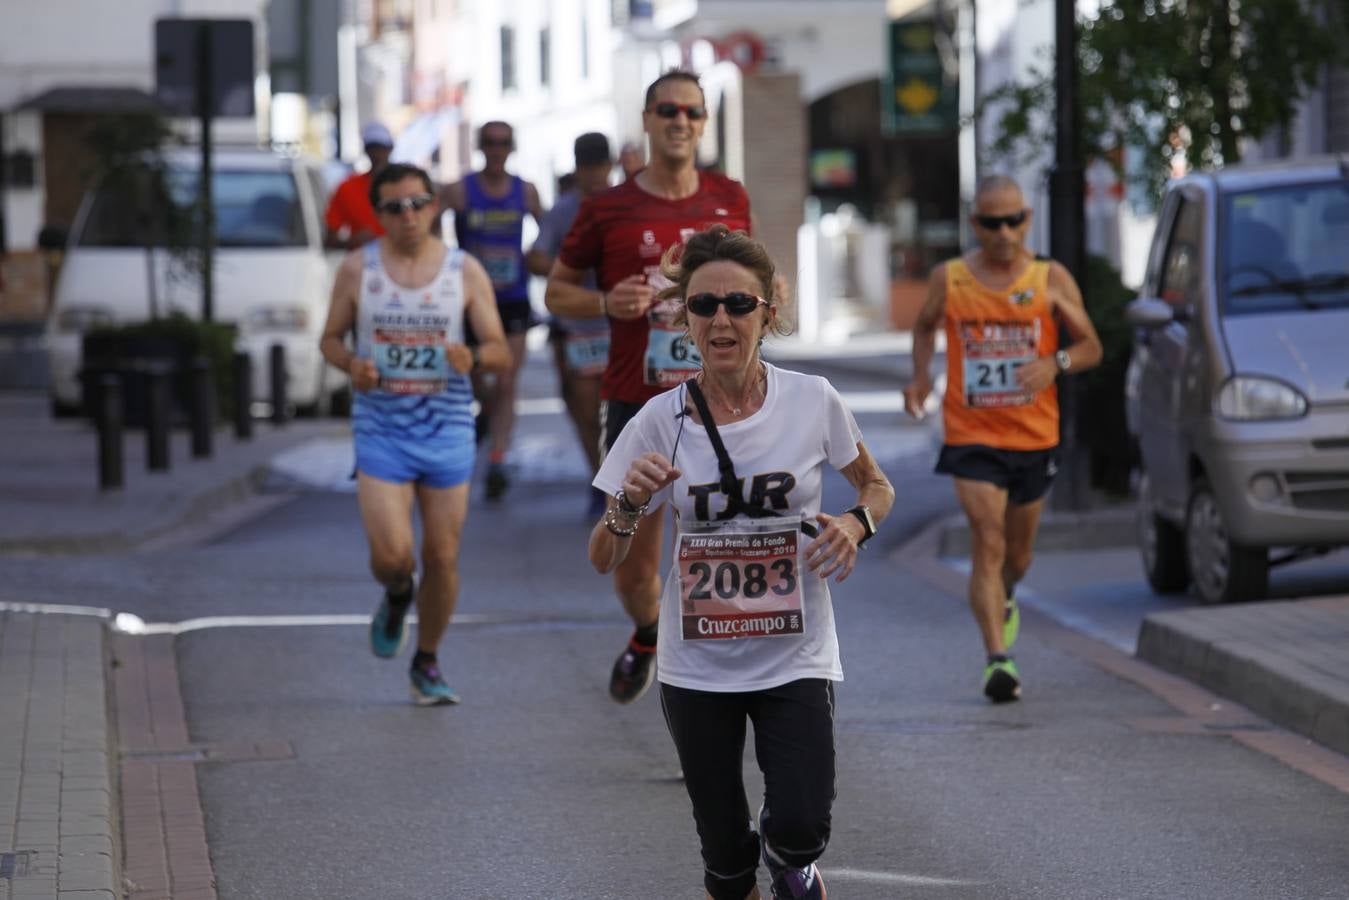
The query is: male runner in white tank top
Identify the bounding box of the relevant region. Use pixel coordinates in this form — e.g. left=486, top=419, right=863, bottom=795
left=320, top=163, right=511, bottom=704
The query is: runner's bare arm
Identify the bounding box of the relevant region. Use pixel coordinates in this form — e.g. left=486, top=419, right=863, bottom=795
left=524, top=181, right=545, bottom=223
left=545, top=260, right=602, bottom=317
left=589, top=453, right=680, bottom=574
left=455, top=255, right=511, bottom=374
left=319, top=251, right=379, bottom=391
left=1013, top=262, right=1104, bottom=393
left=438, top=180, right=466, bottom=214
left=904, top=264, right=947, bottom=418
left=524, top=246, right=554, bottom=278
left=1048, top=261, right=1104, bottom=372
left=805, top=442, right=895, bottom=583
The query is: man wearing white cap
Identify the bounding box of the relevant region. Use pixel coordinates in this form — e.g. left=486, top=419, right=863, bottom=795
left=325, top=122, right=396, bottom=250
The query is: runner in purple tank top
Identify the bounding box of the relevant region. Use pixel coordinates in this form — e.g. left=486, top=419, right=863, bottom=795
left=441, top=121, right=546, bottom=500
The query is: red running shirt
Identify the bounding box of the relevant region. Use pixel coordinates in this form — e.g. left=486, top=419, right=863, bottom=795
left=559, top=172, right=752, bottom=405
left=324, top=172, right=385, bottom=239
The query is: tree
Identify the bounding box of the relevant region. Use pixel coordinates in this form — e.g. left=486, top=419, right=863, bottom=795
left=82, top=111, right=203, bottom=319
left=981, top=0, right=1349, bottom=195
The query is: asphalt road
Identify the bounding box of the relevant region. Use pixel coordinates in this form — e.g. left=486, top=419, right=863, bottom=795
left=6, top=351, right=1349, bottom=899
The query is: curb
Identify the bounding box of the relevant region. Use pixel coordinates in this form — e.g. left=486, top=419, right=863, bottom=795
left=1137, top=598, right=1349, bottom=758
left=937, top=507, right=1136, bottom=557
left=0, top=613, right=122, bottom=898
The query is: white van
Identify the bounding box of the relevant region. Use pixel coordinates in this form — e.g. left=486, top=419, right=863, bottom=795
left=47, top=146, right=346, bottom=415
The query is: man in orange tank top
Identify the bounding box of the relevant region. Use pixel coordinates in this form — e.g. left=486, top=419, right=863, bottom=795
left=904, top=175, right=1103, bottom=703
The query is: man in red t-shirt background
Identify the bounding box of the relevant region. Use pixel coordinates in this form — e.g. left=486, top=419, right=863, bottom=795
left=324, top=122, right=395, bottom=250
left=545, top=70, right=752, bottom=705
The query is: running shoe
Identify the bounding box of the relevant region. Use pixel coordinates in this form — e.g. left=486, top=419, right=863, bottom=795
left=608, top=634, right=657, bottom=704
left=983, top=657, right=1021, bottom=703
left=485, top=463, right=509, bottom=501
left=369, top=584, right=413, bottom=659
left=409, top=662, right=460, bottom=706
left=758, top=807, right=827, bottom=899
left=1003, top=594, right=1021, bottom=651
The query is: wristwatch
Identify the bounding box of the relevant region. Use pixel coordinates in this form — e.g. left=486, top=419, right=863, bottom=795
left=1055, top=349, right=1072, bottom=372
left=844, top=505, right=877, bottom=547
left=470, top=345, right=482, bottom=371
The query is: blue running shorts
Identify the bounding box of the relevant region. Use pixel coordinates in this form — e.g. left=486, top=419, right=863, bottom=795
left=354, top=430, right=475, bottom=489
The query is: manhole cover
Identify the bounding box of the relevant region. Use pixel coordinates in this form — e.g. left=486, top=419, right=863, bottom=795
left=0, top=851, right=34, bottom=879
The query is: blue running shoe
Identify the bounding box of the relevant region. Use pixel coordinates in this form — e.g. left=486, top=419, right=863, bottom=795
left=369, top=584, right=412, bottom=659
left=758, top=807, right=827, bottom=899
left=409, top=662, right=460, bottom=706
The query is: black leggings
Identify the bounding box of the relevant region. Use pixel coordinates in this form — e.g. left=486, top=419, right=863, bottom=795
left=659, top=679, right=837, bottom=900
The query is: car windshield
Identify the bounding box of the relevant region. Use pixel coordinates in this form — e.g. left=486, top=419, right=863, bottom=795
left=1221, top=179, right=1349, bottom=315
left=77, top=166, right=308, bottom=249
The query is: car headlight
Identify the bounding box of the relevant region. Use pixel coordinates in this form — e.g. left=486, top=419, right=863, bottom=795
left=55, top=306, right=114, bottom=333
left=246, top=305, right=310, bottom=332
left=1215, top=376, right=1308, bottom=421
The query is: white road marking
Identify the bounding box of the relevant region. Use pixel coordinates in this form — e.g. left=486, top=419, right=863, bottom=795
left=0, top=601, right=112, bottom=619
left=826, top=868, right=987, bottom=887
left=125, top=612, right=503, bottom=635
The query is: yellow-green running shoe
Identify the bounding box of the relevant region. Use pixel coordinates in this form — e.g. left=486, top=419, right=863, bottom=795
left=1003, top=595, right=1021, bottom=651
left=983, top=657, right=1021, bottom=703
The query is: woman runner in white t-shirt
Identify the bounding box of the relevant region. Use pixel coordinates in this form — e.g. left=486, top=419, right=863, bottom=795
left=591, top=225, right=894, bottom=900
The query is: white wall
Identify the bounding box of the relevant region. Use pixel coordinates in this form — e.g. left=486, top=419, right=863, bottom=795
left=448, top=0, right=619, bottom=205
left=2, top=0, right=268, bottom=250
left=0, top=0, right=267, bottom=109
left=678, top=0, right=886, bottom=103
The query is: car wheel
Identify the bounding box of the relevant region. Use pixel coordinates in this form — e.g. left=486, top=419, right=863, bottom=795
left=1137, top=473, right=1189, bottom=593
left=1185, top=479, right=1269, bottom=604
left=328, top=385, right=352, bottom=418
left=50, top=396, right=82, bottom=419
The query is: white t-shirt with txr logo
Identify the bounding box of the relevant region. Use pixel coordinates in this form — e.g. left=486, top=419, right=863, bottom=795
left=594, top=363, right=863, bottom=693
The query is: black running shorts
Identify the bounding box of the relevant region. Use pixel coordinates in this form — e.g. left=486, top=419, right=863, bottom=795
left=464, top=301, right=535, bottom=344
left=935, top=443, right=1059, bottom=505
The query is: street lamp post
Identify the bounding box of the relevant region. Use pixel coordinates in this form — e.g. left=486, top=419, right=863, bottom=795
left=1048, top=0, right=1087, bottom=511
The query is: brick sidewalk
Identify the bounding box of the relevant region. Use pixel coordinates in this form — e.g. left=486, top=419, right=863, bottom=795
left=0, top=612, right=117, bottom=900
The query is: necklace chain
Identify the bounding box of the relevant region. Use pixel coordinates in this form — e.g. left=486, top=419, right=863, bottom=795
left=704, top=365, right=766, bottom=418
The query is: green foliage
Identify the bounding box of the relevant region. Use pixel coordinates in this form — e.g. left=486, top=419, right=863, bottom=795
left=1078, top=255, right=1137, bottom=496
left=980, top=0, right=1349, bottom=197
left=87, top=313, right=238, bottom=419
left=81, top=111, right=205, bottom=290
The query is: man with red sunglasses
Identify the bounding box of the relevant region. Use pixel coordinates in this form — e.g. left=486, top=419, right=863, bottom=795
left=546, top=70, right=753, bottom=705
left=904, top=174, right=1103, bottom=703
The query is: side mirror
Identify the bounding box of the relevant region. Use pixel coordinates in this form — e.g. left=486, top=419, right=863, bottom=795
left=1125, top=297, right=1176, bottom=329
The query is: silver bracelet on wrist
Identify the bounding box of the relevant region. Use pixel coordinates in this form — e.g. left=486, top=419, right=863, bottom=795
left=615, top=489, right=648, bottom=516
left=603, top=504, right=639, bottom=537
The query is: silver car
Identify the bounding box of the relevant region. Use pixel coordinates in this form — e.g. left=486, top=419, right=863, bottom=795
left=1125, top=156, right=1349, bottom=604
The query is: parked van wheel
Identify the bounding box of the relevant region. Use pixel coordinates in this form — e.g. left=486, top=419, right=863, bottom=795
left=1185, top=479, right=1268, bottom=604
left=1138, top=474, right=1188, bottom=593
left=50, top=396, right=82, bottom=419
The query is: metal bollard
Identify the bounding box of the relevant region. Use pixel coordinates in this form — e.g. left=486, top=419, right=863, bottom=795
left=97, top=374, right=124, bottom=490
left=145, top=364, right=171, bottom=472
left=233, top=351, right=253, bottom=440
left=269, top=343, right=287, bottom=426
left=189, top=356, right=214, bottom=458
